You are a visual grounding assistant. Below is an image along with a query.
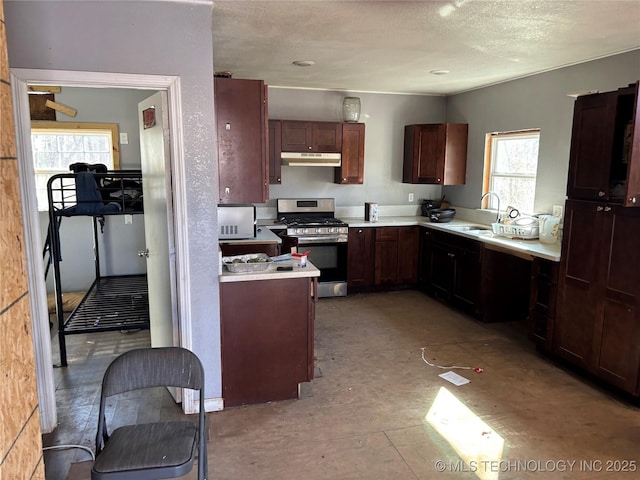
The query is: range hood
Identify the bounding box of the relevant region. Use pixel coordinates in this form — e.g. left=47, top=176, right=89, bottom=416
left=281, top=152, right=341, bottom=167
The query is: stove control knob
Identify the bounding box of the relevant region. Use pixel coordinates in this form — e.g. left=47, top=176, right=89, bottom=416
left=316, top=228, right=322, bottom=234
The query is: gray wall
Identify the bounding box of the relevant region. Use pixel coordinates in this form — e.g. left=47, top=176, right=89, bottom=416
left=39, top=88, right=152, bottom=293
left=444, top=49, right=640, bottom=214
left=5, top=1, right=221, bottom=400
left=266, top=88, right=447, bottom=208
left=54, top=87, right=152, bottom=169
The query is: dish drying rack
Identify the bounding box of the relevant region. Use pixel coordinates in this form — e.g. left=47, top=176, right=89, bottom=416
left=491, top=222, right=539, bottom=240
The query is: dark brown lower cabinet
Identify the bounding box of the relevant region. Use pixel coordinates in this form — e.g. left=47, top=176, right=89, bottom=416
left=347, top=227, right=375, bottom=288
left=374, top=226, right=419, bottom=287
left=421, top=228, right=532, bottom=321
left=426, top=229, right=482, bottom=314
left=220, top=277, right=317, bottom=407
left=374, top=227, right=400, bottom=286
left=347, top=226, right=418, bottom=290
left=554, top=199, right=640, bottom=395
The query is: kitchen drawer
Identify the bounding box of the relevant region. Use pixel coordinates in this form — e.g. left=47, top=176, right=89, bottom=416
left=375, top=227, right=399, bottom=241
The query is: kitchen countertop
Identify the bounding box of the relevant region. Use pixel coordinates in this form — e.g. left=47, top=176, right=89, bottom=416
left=219, top=261, right=320, bottom=283
left=340, top=216, right=562, bottom=262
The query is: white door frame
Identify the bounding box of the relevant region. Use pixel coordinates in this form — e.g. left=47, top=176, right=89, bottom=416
left=10, top=69, right=195, bottom=432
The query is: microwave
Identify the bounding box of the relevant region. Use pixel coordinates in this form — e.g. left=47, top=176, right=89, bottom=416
left=217, top=204, right=256, bottom=239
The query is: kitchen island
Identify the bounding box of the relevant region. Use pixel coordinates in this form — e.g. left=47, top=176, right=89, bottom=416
left=219, top=262, right=319, bottom=407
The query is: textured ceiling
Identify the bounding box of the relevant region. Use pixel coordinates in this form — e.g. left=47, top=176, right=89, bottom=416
left=212, top=0, right=640, bottom=95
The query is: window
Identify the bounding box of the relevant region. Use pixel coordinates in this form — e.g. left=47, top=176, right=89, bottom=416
left=31, top=122, right=120, bottom=210
left=483, top=130, right=540, bottom=214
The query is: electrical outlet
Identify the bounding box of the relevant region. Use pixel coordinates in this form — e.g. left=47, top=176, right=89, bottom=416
left=124, top=214, right=133, bottom=225
left=552, top=204, right=563, bottom=218
left=408, top=193, right=414, bottom=202
left=120, top=132, right=129, bottom=145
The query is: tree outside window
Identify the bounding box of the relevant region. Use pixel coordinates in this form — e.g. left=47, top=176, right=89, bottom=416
left=483, top=130, right=540, bottom=214
left=31, top=122, right=120, bottom=210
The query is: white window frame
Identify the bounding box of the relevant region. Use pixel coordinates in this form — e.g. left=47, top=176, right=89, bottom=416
left=482, top=129, right=540, bottom=213
left=30, top=121, right=120, bottom=210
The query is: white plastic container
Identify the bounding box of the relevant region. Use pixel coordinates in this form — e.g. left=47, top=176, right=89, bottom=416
left=538, top=215, right=561, bottom=244
left=365, top=202, right=378, bottom=222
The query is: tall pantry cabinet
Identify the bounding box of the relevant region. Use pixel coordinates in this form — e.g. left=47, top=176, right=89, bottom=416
left=555, top=81, right=640, bottom=395
left=215, top=77, right=269, bottom=203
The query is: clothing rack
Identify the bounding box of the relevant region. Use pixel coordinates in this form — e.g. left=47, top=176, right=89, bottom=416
left=46, top=170, right=149, bottom=367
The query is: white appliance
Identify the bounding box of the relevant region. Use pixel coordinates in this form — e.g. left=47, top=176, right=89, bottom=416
left=217, top=204, right=256, bottom=239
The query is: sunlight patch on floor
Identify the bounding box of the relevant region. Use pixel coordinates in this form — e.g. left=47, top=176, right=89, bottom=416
left=426, top=386, right=505, bottom=480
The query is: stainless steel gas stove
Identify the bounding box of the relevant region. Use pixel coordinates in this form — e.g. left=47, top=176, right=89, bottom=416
left=277, top=198, right=348, bottom=297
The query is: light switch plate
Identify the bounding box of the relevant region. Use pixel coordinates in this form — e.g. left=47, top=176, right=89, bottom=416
left=120, top=132, right=129, bottom=145
left=408, top=193, right=414, bottom=202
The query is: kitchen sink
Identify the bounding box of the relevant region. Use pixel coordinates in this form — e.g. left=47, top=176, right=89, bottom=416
left=452, top=225, right=492, bottom=231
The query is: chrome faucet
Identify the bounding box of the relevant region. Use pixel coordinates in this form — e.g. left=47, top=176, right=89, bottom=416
left=481, top=191, right=501, bottom=222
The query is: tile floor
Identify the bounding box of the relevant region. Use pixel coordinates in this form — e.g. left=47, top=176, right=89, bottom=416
left=46, top=290, right=640, bottom=480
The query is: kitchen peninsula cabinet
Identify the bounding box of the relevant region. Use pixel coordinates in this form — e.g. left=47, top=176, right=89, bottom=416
left=281, top=121, right=342, bottom=153
left=215, top=77, right=268, bottom=203
left=219, top=242, right=279, bottom=257
left=554, top=199, right=640, bottom=394
left=403, top=123, right=468, bottom=185
left=567, top=82, right=640, bottom=206
left=220, top=274, right=318, bottom=407
left=335, top=123, right=365, bottom=184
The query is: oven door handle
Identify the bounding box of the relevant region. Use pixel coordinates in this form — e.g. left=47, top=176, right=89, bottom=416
left=294, top=236, right=348, bottom=244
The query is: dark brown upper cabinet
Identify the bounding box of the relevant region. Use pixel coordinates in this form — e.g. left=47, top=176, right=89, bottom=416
left=567, top=81, right=640, bottom=206
left=403, top=123, right=468, bottom=185
left=281, top=121, right=342, bottom=153
left=215, top=77, right=268, bottom=203
left=335, top=123, right=365, bottom=184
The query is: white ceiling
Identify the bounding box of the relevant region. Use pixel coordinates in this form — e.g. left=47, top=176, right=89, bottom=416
left=212, top=0, right=640, bottom=95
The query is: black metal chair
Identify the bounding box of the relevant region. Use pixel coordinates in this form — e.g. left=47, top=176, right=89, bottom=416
left=91, top=347, right=208, bottom=480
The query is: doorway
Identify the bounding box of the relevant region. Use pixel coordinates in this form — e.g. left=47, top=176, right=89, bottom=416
left=10, top=69, right=193, bottom=433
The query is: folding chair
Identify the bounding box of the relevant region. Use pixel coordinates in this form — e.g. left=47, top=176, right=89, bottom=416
left=91, top=347, right=208, bottom=480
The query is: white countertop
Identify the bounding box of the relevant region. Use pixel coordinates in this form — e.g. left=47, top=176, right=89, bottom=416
left=340, top=216, right=562, bottom=262
left=219, top=261, right=320, bottom=283
left=218, top=226, right=282, bottom=245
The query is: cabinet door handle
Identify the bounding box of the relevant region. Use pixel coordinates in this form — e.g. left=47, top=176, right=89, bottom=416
left=308, top=146, right=312, bottom=150
left=596, top=206, right=604, bottom=211
left=447, top=252, right=455, bottom=258
left=604, top=206, right=612, bottom=212
left=437, top=178, right=441, bottom=183
left=358, top=229, right=363, bottom=233
left=598, top=191, right=605, bottom=197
